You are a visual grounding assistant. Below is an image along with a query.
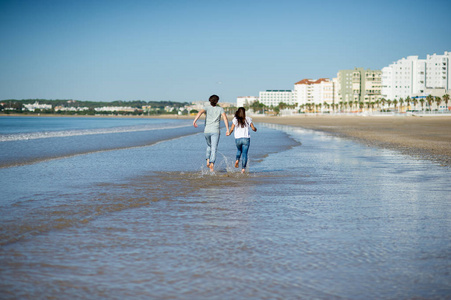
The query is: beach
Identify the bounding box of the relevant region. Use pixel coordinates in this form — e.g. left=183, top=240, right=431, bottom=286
left=1, top=115, right=450, bottom=298
left=253, top=115, right=451, bottom=166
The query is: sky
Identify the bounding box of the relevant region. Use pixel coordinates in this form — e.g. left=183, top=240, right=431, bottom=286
left=1, top=0, right=450, bottom=103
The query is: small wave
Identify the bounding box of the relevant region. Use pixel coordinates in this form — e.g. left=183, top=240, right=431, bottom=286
left=0, top=124, right=190, bottom=142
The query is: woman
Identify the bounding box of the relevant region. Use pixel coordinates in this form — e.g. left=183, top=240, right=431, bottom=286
left=227, top=107, right=257, bottom=173
left=193, top=95, right=230, bottom=172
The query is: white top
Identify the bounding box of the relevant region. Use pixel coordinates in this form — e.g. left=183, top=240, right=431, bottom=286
left=232, top=117, right=252, bottom=138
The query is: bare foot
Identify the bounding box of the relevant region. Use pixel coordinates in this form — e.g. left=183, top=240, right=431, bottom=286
left=209, top=163, right=214, bottom=172
left=241, top=169, right=245, bottom=174
left=235, top=160, right=239, bottom=168
left=206, top=159, right=210, bottom=167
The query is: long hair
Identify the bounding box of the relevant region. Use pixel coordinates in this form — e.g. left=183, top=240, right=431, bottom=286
left=209, top=95, right=219, bottom=107
left=235, top=107, right=247, bottom=128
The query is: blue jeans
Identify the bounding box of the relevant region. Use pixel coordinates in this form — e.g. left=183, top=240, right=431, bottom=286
left=205, top=132, right=220, bottom=164
left=235, top=138, right=250, bottom=169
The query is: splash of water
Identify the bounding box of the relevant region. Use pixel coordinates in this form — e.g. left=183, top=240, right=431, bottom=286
left=196, top=151, right=251, bottom=176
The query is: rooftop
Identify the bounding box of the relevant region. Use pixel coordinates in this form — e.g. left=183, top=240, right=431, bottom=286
left=295, top=78, right=330, bottom=85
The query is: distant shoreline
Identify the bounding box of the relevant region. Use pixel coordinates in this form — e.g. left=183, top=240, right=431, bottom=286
left=3, top=113, right=450, bottom=166
left=0, top=113, right=195, bottom=119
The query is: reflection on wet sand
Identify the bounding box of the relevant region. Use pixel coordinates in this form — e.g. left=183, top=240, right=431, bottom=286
left=1, top=123, right=450, bottom=299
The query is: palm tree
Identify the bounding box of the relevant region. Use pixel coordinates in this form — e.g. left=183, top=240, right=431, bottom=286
left=399, top=98, right=404, bottom=112
left=435, top=96, right=441, bottom=111
left=375, top=99, right=381, bottom=112
left=426, top=94, right=433, bottom=111
left=370, top=102, right=375, bottom=112
left=443, top=94, right=450, bottom=111
left=412, top=97, right=418, bottom=111
left=393, top=99, right=398, bottom=112
left=387, top=99, right=392, bottom=111
left=419, top=99, right=425, bottom=111
left=380, top=98, right=386, bottom=111
left=405, top=96, right=411, bottom=111
left=278, top=102, right=287, bottom=110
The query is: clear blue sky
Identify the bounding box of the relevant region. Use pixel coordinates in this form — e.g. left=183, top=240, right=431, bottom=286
left=1, top=0, right=450, bottom=103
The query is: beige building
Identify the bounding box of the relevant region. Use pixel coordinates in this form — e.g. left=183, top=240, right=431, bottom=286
left=337, top=68, right=382, bottom=109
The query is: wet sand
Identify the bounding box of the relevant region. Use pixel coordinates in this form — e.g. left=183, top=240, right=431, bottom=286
left=253, top=115, right=451, bottom=167
left=2, top=116, right=450, bottom=298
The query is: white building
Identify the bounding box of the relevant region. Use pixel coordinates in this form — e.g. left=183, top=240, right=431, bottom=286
left=236, top=96, right=258, bottom=108
left=382, top=51, right=450, bottom=101
left=94, top=106, right=135, bottom=112
left=426, top=52, right=451, bottom=90
left=23, top=101, right=52, bottom=112
left=258, top=90, right=295, bottom=108
left=382, top=56, right=427, bottom=100
left=294, top=78, right=334, bottom=110
left=54, top=106, right=89, bottom=112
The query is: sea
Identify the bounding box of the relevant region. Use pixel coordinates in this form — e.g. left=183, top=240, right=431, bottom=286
left=0, top=116, right=450, bottom=299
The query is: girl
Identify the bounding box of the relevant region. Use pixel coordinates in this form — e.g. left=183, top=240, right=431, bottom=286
left=227, top=107, right=257, bottom=173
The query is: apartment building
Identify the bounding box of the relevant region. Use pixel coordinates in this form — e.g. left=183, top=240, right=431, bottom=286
left=294, top=78, right=334, bottom=108
left=382, top=56, right=427, bottom=100
left=426, top=52, right=450, bottom=90
left=337, top=68, right=382, bottom=105
left=258, top=90, right=294, bottom=108
left=381, top=52, right=450, bottom=101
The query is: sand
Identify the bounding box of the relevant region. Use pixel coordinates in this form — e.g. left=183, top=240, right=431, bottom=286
left=252, top=115, right=451, bottom=167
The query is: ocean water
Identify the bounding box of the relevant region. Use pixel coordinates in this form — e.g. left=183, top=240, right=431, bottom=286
left=0, top=116, right=450, bottom=299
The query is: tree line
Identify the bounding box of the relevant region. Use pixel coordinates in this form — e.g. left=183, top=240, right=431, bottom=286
left=0, top=99, right=190, bottom=115
left=244, top=94, right=450, bottom=114
left=0, top=99, right=189, bottom=109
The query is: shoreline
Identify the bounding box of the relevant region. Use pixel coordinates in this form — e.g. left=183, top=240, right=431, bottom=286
left=253, top=115, right=451, bottom=167
left=3, top=113, right=451, bottom=167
